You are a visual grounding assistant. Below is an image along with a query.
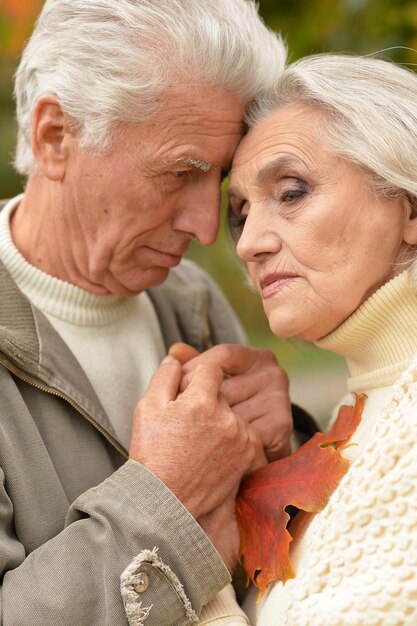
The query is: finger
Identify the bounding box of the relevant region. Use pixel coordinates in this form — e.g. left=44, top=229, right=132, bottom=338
left=217, top=391, right=252, bottom=446
left=246, top=428, right=267, bottom=473
left=182, top=344, right=276, bottom=377
left=169, top=342, right=200, bottom=364
left=234, top=399, right=293, bottom=462
left=144, top=355, right=183, bottom=404
left=266, top=440, right=292, bottom=462
left=177, top=363, right=224, bottom=395
left=182, top=362, right=224, bottom=400
left=220, top=372, right=260, bottom=406
left=221, top=366, right=289, bottom=408
left=228, top=387, right=291, bottom=421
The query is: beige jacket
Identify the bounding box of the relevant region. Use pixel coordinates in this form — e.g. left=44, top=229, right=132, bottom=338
left=0, top=256, right=246, bottom=626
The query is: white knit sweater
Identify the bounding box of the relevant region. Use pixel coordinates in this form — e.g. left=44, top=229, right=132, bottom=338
left=200, top=270, right=417, bottom=625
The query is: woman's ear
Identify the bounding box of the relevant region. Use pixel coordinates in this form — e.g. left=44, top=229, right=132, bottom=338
left=31, top=95, right=72, bottom=181
left=402, top=194, right=417, bottom=245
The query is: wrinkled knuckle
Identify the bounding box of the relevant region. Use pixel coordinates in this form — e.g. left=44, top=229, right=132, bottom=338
left=246, top=439, right=258, bottom=465
left=274, top=369, right=289, bottom=390
left=281, top=421, right=293, bottom=444
left=207, top=343, right=222, bottom=357
left=214, top=343, right=233, bottom=361
left=225, top=412, right=240, bottom=439
left=281, top=368, right=290, bottom=384
left=256, top=347, right=277, bottom=364
left=273, top=399, right=293, bottom=427
left=249, top=427, right=263, bottom=450
left=189, top=390, right=212, bottom=414
left=241, top=424, right=251, bottom=445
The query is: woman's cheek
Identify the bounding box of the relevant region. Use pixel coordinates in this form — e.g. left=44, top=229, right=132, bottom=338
left=247, top=263, right=258, bottom=289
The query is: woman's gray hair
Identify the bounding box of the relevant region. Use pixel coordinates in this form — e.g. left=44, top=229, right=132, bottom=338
left=14, top=0, right=286, bottom=176
left=246, top=53, right=417, bottom=285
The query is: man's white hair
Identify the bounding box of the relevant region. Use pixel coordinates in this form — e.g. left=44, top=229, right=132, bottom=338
left=14, top=0, right=287, bottom=175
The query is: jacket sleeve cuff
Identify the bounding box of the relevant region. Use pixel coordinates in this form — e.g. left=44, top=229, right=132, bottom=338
left=114, top=460, right=231, bottom=625
left=121, top=546, right=199, bottom=625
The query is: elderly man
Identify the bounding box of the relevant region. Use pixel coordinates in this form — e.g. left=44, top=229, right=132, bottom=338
left=0, top=0, right=291, bottom=624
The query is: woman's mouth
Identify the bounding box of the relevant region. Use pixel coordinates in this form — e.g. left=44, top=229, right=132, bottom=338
left=259, top=272, right=298, bottom=299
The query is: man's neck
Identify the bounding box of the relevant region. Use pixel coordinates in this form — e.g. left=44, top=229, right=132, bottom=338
left=11, top=176, right=105, bottom=294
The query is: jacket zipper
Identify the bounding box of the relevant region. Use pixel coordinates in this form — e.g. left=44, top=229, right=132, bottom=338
left=0, top=357, right=128, bottom=459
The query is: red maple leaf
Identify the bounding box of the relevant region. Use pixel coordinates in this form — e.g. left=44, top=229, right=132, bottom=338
left=236, top=394, right=365, bottom=597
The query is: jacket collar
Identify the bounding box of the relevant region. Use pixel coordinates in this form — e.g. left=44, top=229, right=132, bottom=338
left=0, top=259, right=212, bottom=427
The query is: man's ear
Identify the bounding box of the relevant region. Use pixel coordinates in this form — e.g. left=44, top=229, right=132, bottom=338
left=403, top=194, right=417, bottom=245
left=31, top=95, right=73, bottom=181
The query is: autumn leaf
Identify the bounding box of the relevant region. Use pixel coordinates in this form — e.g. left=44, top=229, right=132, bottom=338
left=236, top=393, right=365, bottom=596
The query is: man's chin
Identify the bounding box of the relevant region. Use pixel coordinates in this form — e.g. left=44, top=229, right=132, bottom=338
left=118, top=266, right=171, bottom=296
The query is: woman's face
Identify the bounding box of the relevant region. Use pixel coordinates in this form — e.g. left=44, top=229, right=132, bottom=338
left=229, top=103, right=417, bottom=342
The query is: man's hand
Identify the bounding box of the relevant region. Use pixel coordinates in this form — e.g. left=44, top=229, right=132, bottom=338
left=129, top=356, right=261, bottom=520
left=197, top=488, right=241, bottom=574
left=170, top=343, right=293, bottom=462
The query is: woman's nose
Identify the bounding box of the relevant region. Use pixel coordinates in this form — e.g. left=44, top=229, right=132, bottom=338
left=236, top=205, right=281, bottom=262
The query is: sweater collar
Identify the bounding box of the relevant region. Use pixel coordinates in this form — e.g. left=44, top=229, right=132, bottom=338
left=315, top=270, right=417, bottom=392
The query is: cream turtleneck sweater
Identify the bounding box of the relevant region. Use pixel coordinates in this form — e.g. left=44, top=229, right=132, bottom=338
left=0, top=195, right=166, bottom=451
left=316, top=269, right=417, bottom=465
left=200, top=269, right=417, bottom=625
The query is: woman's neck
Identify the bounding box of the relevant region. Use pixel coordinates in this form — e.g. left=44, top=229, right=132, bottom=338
left=315, top=270, right=417, bottom=392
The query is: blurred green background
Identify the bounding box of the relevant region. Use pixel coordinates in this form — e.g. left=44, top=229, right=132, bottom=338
left=1, top=0, right=417, bottom=421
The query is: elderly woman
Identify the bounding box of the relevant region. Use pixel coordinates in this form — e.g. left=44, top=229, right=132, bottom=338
left=196, top=52, right=417, bottom=625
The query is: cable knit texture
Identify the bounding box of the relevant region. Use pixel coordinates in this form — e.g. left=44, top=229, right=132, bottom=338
left=253, top=360, right=417, bottom=625
left=200, top=270, right=417, bottom=625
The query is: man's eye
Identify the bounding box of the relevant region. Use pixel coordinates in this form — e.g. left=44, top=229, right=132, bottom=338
left=172, top=171, right=188, bottom=178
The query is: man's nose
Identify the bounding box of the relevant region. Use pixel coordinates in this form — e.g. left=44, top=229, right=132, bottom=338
left=174, top=182, right=221, bottom=246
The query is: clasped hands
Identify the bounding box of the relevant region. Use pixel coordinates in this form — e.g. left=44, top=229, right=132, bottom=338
left=129, top=343, right=292, bottom=572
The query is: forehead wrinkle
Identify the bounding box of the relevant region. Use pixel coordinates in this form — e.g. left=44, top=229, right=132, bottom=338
left=228, top=154, right=305, bottom=199
left=257, top=155, right=306, bottom=184
left=163, top=156, right=214, bottom=172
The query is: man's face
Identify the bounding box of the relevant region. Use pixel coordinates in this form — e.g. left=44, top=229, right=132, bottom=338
left=62, top=84, right=245, bottom=295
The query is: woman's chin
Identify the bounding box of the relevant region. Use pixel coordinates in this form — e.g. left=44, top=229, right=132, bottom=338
left=267, top=314, right=319, bottom=343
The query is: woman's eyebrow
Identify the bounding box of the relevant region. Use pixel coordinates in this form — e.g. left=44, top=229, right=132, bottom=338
left=227, top=154, right=304, bottom=199
left=257, top=155, right=303, bottom=183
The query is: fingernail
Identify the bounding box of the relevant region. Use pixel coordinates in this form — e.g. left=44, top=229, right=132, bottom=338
left=162, top=355, right=176, bottom=364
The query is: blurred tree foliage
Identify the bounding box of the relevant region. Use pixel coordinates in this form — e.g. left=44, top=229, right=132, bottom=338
left=261, top=0, right=417, bottom=62
left=1, top=0, right=416, bottom=413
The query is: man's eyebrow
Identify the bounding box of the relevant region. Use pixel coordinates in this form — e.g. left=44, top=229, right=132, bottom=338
left=163, top=156, right=215, bottom=172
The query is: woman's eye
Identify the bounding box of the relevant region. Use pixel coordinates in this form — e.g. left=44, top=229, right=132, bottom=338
left=228, top=210, right=247, bottom=241
left=277, top=179, right=308, bottom=204
left=280, top=188, right=306, bottom=203
left=229, top=214, right=247, bottom=230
